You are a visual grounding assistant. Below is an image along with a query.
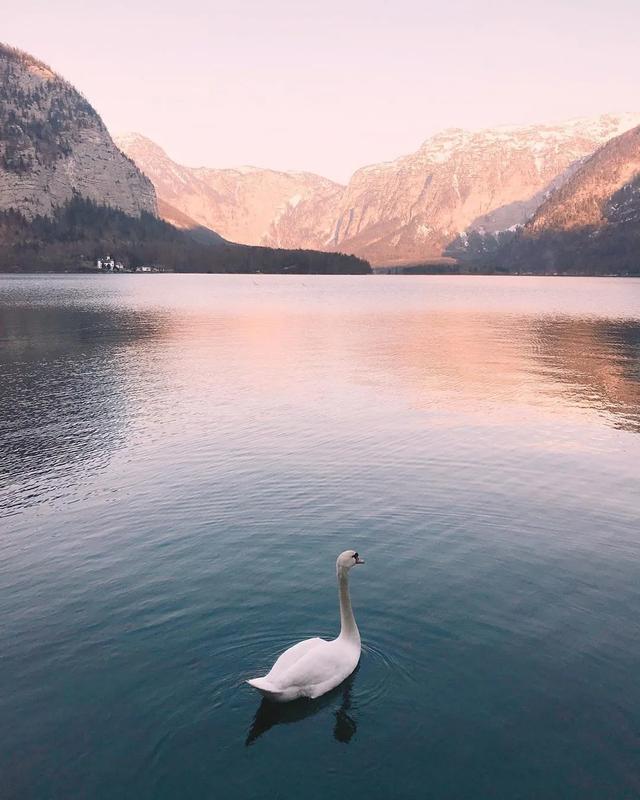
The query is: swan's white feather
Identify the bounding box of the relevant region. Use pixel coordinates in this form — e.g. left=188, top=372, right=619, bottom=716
left=267, top=637, right=324, bottom=680
left=247, top=550, right=363, bottom=702
left=245, top=676, right=285, bottom=700
left=247, top=637, right=360, bottom=702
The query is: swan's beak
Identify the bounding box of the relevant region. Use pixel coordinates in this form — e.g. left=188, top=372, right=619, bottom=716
left=355, top=555, right=365, bottom=564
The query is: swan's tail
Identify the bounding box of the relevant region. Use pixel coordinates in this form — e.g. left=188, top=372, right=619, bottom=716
left=246, top=676, right=285, bottom=701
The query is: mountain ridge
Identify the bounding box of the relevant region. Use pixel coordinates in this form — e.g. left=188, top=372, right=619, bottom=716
left=326, top=113, right=640, bottom=264
left=114, top=132, right=344, bottom=248
left=119, top=114, right=640, bottom=265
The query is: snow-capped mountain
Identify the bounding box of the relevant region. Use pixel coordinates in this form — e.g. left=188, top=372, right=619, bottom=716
left=114, top=133, right=343, bottom=247
left=118, top=114, right=640, bottom=265
left=481, top=124, right=640, bottom=274
left=321, top=113, right=640, bottom=264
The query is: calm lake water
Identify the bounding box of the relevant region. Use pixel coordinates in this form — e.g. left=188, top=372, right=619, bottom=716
left=1, top=274, right=640, bottom=800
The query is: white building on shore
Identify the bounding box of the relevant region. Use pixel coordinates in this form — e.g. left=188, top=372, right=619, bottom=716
left=96, top=256, right=124, bottom=272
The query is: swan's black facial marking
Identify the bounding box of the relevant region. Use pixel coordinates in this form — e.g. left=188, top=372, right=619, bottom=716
left=353, top=552, right=359, bottom=560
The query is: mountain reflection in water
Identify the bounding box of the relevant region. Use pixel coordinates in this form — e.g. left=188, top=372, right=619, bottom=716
left=0, top=304, right=169, bottom=514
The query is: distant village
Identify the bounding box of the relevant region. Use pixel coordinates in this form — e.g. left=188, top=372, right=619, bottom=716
left=94, top=256, right=165, bottom=273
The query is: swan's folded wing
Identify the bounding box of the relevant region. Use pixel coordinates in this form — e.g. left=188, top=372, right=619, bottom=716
left=266, top=637, right=325, bottom=682
left=276, top=639, right=354, bottom=693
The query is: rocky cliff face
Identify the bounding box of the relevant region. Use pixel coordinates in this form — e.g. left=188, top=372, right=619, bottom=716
left=115, top=133, right=342, bottom=246
left=0, top=44, right=156, bottom=219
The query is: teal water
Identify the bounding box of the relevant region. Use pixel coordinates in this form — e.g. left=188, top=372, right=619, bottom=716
left=1, top=274, right=639, bottom=799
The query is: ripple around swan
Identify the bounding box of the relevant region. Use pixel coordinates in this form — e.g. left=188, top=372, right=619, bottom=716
left=210, top=627, right=420, bottom=714
left=208, top=631, right=308, bottom=704
left=355, top=638, right=421, bottom=708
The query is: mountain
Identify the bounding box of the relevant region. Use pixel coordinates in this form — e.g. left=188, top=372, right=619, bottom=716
left=0, top=44, right=369, bottom=275
left=114, top=133, right=344, bottom=247
left=156, top=198, right=227, bottom=246
left=478, top=125, right=640, bottom=274
left=120, top=115, right=640, bottom=266
left=528, top=124, right=640, bottom=232
left=0, top=43, right=156, bottom=219
left=326, top=114, right=640, bottom=265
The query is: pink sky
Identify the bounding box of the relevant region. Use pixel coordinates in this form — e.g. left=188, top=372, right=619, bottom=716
left=5, top=0, right=640, bottom=182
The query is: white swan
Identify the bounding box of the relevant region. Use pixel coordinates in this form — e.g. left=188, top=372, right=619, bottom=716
left=247, top=550, right=365, bottom=702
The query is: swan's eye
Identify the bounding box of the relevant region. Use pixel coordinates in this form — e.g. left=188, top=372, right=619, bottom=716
left=353, top=553, right=358, bottom=560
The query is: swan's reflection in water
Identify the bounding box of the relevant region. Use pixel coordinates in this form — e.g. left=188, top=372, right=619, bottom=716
left=245, top=670, right=358, bottom=746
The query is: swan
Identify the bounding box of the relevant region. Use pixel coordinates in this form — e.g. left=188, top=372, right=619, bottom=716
left=246, top=550, right=365, bottom=702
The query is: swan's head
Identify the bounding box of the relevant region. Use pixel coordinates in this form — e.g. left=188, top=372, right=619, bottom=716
left=337, top=550, right=364, bottom=571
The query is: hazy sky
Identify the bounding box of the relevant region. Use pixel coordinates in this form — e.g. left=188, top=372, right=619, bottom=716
left=5, top=0, right=639, bottom=182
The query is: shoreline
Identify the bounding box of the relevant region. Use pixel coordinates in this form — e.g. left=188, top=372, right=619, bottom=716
left=1, top=269, right=639, bottom=279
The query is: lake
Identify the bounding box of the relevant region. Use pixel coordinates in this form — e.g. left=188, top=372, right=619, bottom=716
left=1, top=274, right=639, bottom=800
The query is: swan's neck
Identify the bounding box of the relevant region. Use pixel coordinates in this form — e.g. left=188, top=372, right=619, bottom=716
left=337, top=567, right=360, bottom=643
